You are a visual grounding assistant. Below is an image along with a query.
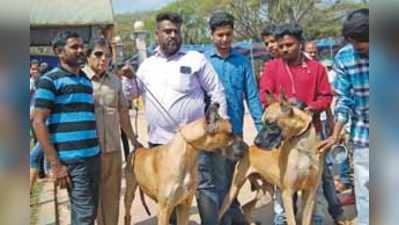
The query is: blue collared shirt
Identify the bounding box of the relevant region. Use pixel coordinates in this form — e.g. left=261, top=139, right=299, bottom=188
left=333, top=44, right=369, bottom=147
left=205, top=48, right=263, bottom=134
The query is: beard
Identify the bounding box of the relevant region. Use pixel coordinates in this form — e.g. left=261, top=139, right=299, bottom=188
left=64, top=54, right=86, bottom=68
left=161, top=39, right=181, bottom=57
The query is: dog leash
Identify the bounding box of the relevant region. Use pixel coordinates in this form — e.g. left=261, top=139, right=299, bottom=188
left=134, top=76, right=194, bottom=145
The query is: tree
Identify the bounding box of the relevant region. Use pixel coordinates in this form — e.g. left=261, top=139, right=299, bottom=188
left=227, top=0, right=368, bottom=41
left=115, top=0, right=368, bottom=46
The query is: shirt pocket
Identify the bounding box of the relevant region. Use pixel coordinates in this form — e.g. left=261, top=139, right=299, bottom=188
left=96, top=84, right=118, bottom=109
left=168, top=72, right=196, bottom=93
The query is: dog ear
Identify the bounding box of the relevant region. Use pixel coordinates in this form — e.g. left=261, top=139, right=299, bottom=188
left=265, top=90, right=276, bottom=104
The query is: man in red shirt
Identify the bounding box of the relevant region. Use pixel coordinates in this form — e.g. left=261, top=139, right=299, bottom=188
left=259, top=24, right=335, bottom=225
left=259, top=23, right=332, bottom=132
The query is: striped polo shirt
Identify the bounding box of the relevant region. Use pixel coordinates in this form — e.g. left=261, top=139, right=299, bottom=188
left=34, top=67, right=100, bottom=162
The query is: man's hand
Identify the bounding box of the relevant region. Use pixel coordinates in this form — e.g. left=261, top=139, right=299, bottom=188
left=120, top=64, right=135, bottom=79
left=317, top=135, right=339, bottom=153
left=51, top=161, right=71, bottom=189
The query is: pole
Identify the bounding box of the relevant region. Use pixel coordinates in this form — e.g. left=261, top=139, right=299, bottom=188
left=133, top=21, right=148, bottom=64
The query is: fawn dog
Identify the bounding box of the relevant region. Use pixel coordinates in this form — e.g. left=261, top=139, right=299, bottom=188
left=124, top=103, right=247, bottom=225
left=219, top=92, right=324, bottom=225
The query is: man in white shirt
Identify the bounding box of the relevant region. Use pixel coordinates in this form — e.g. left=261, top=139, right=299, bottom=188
left=130, top=12, right=228, bottom=146
left=128, top=12, right=228, bottom=225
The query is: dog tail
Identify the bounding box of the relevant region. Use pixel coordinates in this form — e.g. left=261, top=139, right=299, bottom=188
left=139, top=188, right=151, bottom=216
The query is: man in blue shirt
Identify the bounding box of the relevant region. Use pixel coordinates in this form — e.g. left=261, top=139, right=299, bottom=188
left=32, top=31, right=101, bottom=225
left=318, top=8, right=369, bottom=225
left=196, top=11, right=263, bottom=225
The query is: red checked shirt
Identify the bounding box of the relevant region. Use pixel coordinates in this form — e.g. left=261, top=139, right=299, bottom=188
left=259, top=57, right=333, bottom=131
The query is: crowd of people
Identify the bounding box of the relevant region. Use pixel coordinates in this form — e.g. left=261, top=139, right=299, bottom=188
left=29, top=7, right=369, bottom=225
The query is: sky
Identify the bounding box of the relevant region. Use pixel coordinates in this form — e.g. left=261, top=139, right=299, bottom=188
left=112, top=0, right=176, bottom=14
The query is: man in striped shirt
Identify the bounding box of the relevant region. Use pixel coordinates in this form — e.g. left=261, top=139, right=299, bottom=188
left=32, top=31, right=101, bottom=225
left=318, top=8, right=369, bottom=225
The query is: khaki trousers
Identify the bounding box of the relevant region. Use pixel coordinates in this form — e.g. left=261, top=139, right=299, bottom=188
left=96, top=151, right=122, bottom=225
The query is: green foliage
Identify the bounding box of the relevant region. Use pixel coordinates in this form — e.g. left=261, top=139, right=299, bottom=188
left=115, top=0, right=368, bottom=47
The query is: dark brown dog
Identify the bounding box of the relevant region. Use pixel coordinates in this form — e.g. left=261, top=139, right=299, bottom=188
left=124, top=103, right=244, bottom=225
left=219, top=92, right=324, bottom=225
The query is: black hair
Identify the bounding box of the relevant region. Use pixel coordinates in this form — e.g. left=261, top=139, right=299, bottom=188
left=86, top=37, right=110, bottom=57
left=261, top=24, right=277, bottom=37
left=51, top=31, right=81, bottom=53
left=342, top=8, right=369, bottom=42
left=208, top=11, right=234, bottom=33
left=30, top=59, right=40, bottom=66
left=275, top=23, right=303, bottom=42
left=156, top=12, right=183, bottom=26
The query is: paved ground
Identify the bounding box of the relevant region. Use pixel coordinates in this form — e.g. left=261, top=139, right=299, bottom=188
left=32, top=111, right=356, bottom=225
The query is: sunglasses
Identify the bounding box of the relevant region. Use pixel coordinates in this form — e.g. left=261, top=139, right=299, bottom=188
left=93, top=51, right=111, bottom=58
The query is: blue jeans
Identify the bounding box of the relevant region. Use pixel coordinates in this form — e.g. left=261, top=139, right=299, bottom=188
left=66, top=155, right=101, bottom=225
left=30, top=143, right=50, bottom=172
left=327, top=153, right=352, bottom=186
left=196, top=151, right=247, bottom=225
left=352, top=145, right=369, bottom=225
left=321, top=159, right=344, bottom=220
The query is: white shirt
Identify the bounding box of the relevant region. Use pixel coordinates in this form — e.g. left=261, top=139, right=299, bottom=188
left=134, top=48, right=228, bottom=144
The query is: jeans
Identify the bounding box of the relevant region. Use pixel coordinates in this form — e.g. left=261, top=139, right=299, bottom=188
left=321, top=160, right=344, bottom=220
left=352, top=145, right=369, bottom=225
left=336, top=158, right=352, bottom=186
left=196, top=151, right=247, bottom=225
left=30, top=143, right=50, bottom=172
left=66, top=155, right=101, bottom=225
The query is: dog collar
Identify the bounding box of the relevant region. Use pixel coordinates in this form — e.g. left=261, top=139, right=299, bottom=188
left=293, top=120, right=313, bottom=139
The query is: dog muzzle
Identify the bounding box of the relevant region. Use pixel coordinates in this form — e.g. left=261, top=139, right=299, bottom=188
left=254, top=121, right=283, bottom=150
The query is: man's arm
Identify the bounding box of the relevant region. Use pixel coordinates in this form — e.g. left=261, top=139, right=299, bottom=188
left=32, top=109, right=59, bottom=165
left=121, top=64, right=143, bottom=99
left=32, top=76, right=71, bottom=188
left=32, top=109, right=71, bottom=188
left=243, top=59, right=264, bottom=132
left=197, top=56, right=228, bottom=119
left=318, top=57, right=352, bottom=152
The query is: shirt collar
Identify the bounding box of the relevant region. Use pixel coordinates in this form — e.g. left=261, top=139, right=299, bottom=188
left=154, top=46, right=186, bottom=59
left=209, top=47, right=238, bottom=59
left=82, top=65, right=109, bottom=80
